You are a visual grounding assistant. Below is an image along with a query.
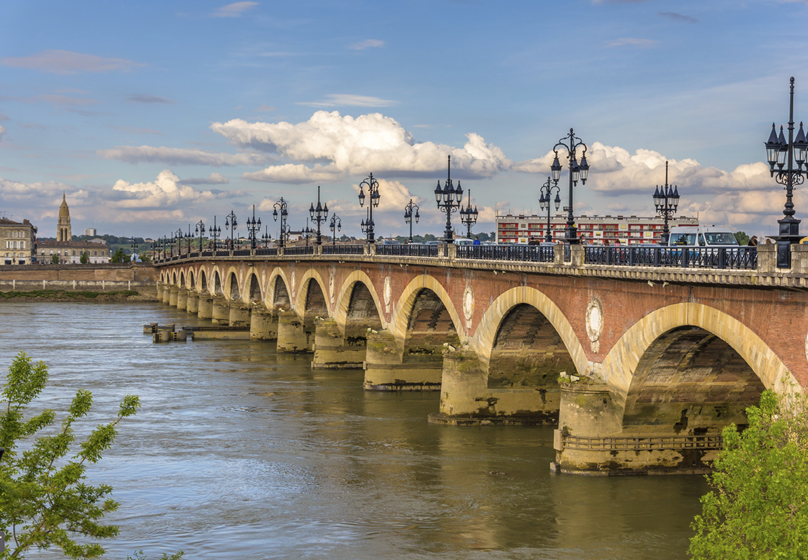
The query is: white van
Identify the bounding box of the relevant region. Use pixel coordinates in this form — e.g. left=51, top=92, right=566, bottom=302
left=666, top=226, right=739, bottom=248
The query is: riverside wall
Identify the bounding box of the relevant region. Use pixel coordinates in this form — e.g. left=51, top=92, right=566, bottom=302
left=0, top=263, right=158, bottom=297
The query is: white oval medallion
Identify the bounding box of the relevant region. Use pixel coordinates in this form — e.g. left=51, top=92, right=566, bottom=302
left=463, top=285, right=474, bottom=325
left=585, top=297, right=603, bottom=353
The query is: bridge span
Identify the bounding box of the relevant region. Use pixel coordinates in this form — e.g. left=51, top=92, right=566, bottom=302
left=154, top=242, right=808, bottom=475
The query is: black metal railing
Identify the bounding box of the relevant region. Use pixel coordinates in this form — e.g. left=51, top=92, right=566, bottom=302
left=321, top=244, right=365, bottom=255
left=201, top=251, right=213, bottom=257
left=457, top=244, right=555, bottom=262
left=255, top=247, right=278, bottom=256
left=232, top=249, right=251, bottom=256
left=375, top=244, right=439, bottom=257
left=284, top=246, right=315, bottom=256
left=584, top=246, right=758, bottom=270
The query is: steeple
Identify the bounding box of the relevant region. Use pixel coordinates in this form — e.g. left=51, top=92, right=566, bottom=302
left=58, top=192, right=72, bottom=242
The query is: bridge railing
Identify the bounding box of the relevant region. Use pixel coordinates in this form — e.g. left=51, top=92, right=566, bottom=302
left=375, top=244, right=439, bottom=257
left=457, top=244, right=555, bottom=262
left=584, top=246, right=758, bottom=270
left=255, top=247, right=278, bottom=256
left=284, top=246, right=315, bottom=256
left=232, top=249, right=251, bottom=257
left=322, top=244, right=365, bottom=255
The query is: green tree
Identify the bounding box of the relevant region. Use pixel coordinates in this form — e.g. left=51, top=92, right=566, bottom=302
left=110, top=248, right=129, bottom=263
left=0, top=352, right=141, bottom=559
left=79, top=252, right=89, bottom=264
left=689, top=389, right=808, bottom=559
left=734, top=231, right=750, bottom=246
left=51, top=254, right=60, bottom=265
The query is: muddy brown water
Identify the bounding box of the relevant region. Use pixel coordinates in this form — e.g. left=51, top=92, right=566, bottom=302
left=0, top=302, right=708, bottom=559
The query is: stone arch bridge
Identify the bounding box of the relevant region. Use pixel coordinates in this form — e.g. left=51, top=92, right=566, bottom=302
left=155, top=243, right=808, bottom=475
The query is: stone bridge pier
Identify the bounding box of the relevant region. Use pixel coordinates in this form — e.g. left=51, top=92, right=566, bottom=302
left=154, top=244, right=808, bottom=475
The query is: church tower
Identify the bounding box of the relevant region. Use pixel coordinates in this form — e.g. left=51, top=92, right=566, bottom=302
left=57, top=192, right=72, bottom=242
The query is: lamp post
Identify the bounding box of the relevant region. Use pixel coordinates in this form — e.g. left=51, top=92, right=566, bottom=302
left=360, top=208, right=374, bottom=241
left=434, top=155, right=463, bottom=243
left=550, top=128, right=590, bottom=244
left=272, top=197, right=289, bottom=248
left=130, top=238, right=138, bottom=257
left=225, top=210, right=238, bottom=251
left=404, top=199, right=420, bottom=243
left=303, top=218, right=312, bottom=247
left=261, top=224, right=272, bottom=248
left=765, top=77, right=808, bottom=268
left=330, top=213, right=341, bottom=245
left=195, top=220, right=205, bottom=253
left=538, top=176, right=561, bottom=243
left=210, top=216, right=221, bottom=251
left=652, top=161, right=680, bottom=244
left=459, top=189, right=478, bottom=239
left=309, top=186, right=329, bottom=245
left=246, top=204, right=261, bottom=250
left=174, top=228, right=183, bottom=256
left=358, top=172, right=380, bottom=243
left=185, top=224, right=193, bottom=255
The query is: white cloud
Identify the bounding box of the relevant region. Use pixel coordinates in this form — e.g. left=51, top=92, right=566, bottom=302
left=179, top=172, right=230, bottom=185
left=296, top=94, right=397, bottom=108
left=244, top=163, right=343, bottom=184
left=97, top=145, right=268, bottom=166
left=515, top=141, right=774, bottom=194
left=212, top=1, right=258, bottom=17
left=211, top=111, right=511, bottom=182
left=0, top=176, right=71, bottom=201
left=348, top=39, right=385, bottom=51
left=111, top=170, right=228, bottom=209
left=0, top=50, right=144, bottom=74
left=604, top=38, right=658, bottom=48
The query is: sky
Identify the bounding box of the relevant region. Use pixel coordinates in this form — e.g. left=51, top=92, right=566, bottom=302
left=2, top=0, right=808, bottom=241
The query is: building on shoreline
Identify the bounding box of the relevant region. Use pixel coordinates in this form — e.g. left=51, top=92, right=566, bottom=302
left=36, top=194, right=110, bottom=264
left=1, top=217, right=37, bottom=265
left=495, top=213, right=699, bottom=244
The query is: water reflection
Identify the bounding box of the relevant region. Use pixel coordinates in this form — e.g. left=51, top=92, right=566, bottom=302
left=0, top=303, right=707, bottom=559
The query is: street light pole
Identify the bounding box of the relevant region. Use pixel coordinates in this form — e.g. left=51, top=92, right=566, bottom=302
left=330, top=213, right=341, bottom=246
left=403, top=199, right=420, bottom=244
left=225, top=210, right=238, bottom=251
left=765, top=76, right=807, bottom=268
left=459, top=189, right=478, bottom=239
left=358, top=173, right=380, bottom=243
left=309, top=186, right=329, bottom=246
left=174, top=228, right=183, bottom=256
left=538, top=177, right=561, bottom=243
left=210, top=216, right=221, bottom=251
left=652, top=161, right=680, bottom=245
left=434, top=155, right=463, bottom=243
left=272, top=198, right=289, bottom=248
left=246, top=204, right=261, bottom=250
left=261, top=224, right=272, bottom=247
left=550, top=128, right=590, bottom=244
left=195, top=220, right=205, bottom=253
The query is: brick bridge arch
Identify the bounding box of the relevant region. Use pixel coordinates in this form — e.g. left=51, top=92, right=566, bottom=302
left=333, top=270, right=386, bottom=333
left=267, top=268, right=292, bottom=310
left=295, top=268, right=330, bottom=318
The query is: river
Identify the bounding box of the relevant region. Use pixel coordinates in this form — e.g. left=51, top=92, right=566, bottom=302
left=0, top=302, right=708, bottom=559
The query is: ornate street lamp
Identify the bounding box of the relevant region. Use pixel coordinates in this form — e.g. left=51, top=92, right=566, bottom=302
left=303, top=218, right=312, bottom=247
left=185, top=224, right=193, bottom=255
left=309, top=186, right=329, bottom=246
left=329, top=213, right=341, bottom=246
left=765, top=77, right=808, bottom=268
left=130, top=237, right=138, bottom=256
left=195, top=220, right=205, bottom=253
left=538, top=176, right=561, bottom=243
left=459, top=189, right=478, bottom=239
left=550, top=128, right=590, bottom=244
left=210, top=216, right=221, bottom=251
left=246, top=204, right=261, bottom=250
left=360, top=208, right=374, bottom=241
left=358, top=172, right=380, bottom=243
left=652, top=161, right=680, bottom=245
left=261, top=224, right=272, bottom=247
left=434, top=155, right=463, bottom=243
left=404, top=199, right=420, bottom=244
left=272, top=197, right=289, bottom=248
left=224, top=210, right=238, bottom=251
left=174, top=228, right=183, bottom=256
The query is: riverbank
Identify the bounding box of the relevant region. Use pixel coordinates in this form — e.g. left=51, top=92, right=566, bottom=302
left=0, top=289, right=158, bottom=302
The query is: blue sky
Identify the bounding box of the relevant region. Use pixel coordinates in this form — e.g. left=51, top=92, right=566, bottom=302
left=2, top=0, right=808, bottom=240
